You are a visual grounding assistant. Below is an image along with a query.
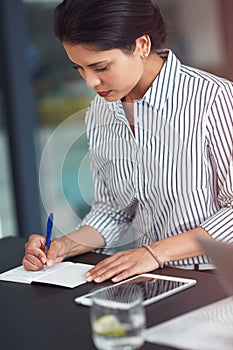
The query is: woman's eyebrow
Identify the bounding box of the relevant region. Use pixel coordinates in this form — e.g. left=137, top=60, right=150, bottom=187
left=69, top=59, right=80, bottom=67
left=88, top=60, right=108, bottom=67
left=69, top=59, right=108, bottom=68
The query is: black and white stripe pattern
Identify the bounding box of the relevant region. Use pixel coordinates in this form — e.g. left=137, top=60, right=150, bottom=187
left=102, top=279, right=184, bottom=304
left=80, top=49, right=233, bottom=268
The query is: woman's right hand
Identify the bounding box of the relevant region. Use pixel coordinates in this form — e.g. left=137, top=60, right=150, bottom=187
left=22, top=234, right=66, bottom=271
left=22, top=226, right=106, bottom=271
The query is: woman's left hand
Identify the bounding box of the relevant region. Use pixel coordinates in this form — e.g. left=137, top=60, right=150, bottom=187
left=84, top=247, right=160, bottom=283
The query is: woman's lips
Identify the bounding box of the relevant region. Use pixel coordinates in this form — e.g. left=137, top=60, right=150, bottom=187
left=97, top=90, right=112, bottom=97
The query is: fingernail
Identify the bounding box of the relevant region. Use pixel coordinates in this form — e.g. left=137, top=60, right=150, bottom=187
left=86, top=275, right=93, bottom=282
left=47, top=260, right=53, bottom=267
left=94, top=276, right=101, bottom=282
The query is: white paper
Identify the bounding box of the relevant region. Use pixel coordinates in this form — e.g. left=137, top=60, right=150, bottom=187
left=35, top=263, right=93, bottom=288
left=0, top=261, right=94, bottom=288
left=144, top=296, right=233, bottom=350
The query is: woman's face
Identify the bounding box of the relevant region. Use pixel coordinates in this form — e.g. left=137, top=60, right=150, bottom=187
left=63, top=42, right=146, bottom=102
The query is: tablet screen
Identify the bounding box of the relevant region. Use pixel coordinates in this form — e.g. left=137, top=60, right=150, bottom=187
left=120, top=275, right=188, bottom=301
left=75, top=274, right=196, bottom=306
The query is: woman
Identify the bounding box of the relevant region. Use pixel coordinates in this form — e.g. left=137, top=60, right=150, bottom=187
left=23, top=0, right=233, bottom=284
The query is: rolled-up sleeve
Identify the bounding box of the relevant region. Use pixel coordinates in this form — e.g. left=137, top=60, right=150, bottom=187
left=201, top=85, right=233, bottom=242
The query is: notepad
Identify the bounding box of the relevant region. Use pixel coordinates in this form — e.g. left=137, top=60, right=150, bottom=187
left=0, top=261, right=94, bottom=288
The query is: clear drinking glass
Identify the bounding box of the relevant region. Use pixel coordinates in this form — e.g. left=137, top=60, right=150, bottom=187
left=90, top=284, right=146, bottom=350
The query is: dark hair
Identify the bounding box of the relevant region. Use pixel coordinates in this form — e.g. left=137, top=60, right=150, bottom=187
left=54, top=0, right=167, bottom=52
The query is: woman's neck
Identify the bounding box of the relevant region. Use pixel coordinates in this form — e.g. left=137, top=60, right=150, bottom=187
left=123, top=53, right=165, bottom=103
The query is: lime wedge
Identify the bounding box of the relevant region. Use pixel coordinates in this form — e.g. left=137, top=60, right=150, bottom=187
left=93, top=314, right=126, bottom=337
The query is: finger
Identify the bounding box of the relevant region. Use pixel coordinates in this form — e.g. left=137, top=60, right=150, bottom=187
left=46, top=239, right=64, bottom=262
left=87, top=258, right=133, bottom=283
left=91, top=264, right=126, bottom=283
left=22, top=252, right=45, bottom=271
left=27, top=245, right=47, bottom=260
left=89, top=254, right=121, bottom=273
left=46, top=255, right=64, bottom=267
left=111, top=267, right=136, bottom=283
left=95, top=253, right=149, bottom=283
left=53, top=256, right=65, bottom=264
left=110, top=258, right=155, bottom=283
left=26, top=234, right=46, bottom=250
left=25, top=243, right=47, bottom=264
left=87, top=251, right=127, bottom=274
left=85, top=253, right=123, bottom=281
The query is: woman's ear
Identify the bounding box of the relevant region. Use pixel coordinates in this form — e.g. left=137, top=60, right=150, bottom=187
left=133, top=35, right=151, bottom=58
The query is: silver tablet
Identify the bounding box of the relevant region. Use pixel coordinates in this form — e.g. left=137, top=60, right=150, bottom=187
left=74, top=273, right=197, bottom=307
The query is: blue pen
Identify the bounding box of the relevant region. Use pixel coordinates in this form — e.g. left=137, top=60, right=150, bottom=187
left=44, top=212, right=54, bottom=270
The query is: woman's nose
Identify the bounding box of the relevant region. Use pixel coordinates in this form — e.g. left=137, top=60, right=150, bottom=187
left=84, top=71, right=101, bottom=89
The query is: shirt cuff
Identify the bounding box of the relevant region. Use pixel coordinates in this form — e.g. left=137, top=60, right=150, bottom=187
left=201, top=207, right=233, bottom=242
left=78, top=208, right=132, bottom=248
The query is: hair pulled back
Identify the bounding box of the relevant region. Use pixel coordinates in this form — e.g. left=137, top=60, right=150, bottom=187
left=54, top=0, right=167, bottom=52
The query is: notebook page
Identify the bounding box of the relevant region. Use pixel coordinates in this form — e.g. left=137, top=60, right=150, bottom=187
left=35, top=263, right=94, bottom=288
left=0, top=261, right=74, bottom=284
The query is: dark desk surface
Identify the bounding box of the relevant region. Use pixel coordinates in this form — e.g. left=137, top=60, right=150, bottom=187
left=0, top=237, right=228, bottom=350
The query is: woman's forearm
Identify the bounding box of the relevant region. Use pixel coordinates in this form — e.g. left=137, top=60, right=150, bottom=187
left=151, top=226, right=211, bottom=264
left=59, top=225, right=106, bottom=258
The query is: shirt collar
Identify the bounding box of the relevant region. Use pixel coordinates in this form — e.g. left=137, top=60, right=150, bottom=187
left=143, top=49, right=181, bottom=110
left=108, top=49, right=181, bottom=113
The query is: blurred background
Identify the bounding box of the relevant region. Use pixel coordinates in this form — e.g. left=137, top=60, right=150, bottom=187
left=0, top=0, right=232, bottom=240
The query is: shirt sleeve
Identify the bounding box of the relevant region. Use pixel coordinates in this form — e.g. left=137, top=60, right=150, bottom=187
left=79, top=99, right=135, bottom=252
left=201, top=83, right=233, bottom=242
left=79, top=146, right=136, bottom=249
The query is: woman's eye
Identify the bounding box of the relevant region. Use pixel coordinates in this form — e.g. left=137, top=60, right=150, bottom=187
left=72, top=64, right=109, bottom=72
left=95, top=66, right=109, bottom=72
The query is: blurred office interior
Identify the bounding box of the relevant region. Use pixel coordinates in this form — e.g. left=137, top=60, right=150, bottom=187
left=0, top=0, right=232, bottom=242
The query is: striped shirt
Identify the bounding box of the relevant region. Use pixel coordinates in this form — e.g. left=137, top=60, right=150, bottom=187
left=80, top=49, right=233, bottom=269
